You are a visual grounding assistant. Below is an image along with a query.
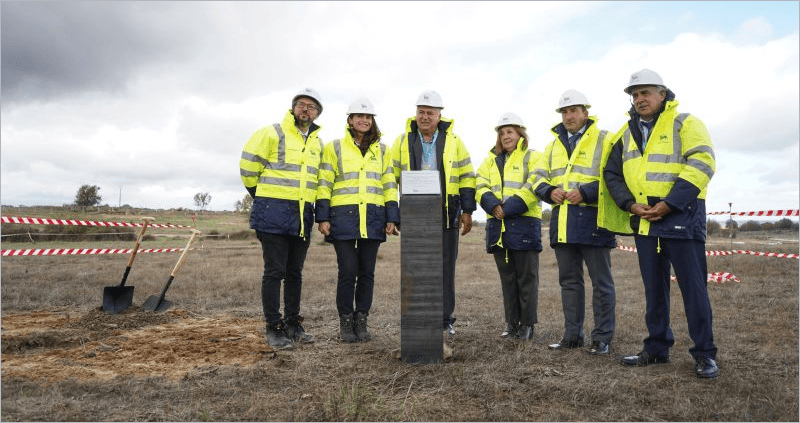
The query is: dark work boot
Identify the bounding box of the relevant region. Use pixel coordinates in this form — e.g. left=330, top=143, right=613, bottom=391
left=285, top=317, right=314, bottom=344
left=266, top=321, right=293, bottom=350
left=339, top=314, right=358, bottom=343
left=501, top=323, right=518, bottom=338
left=516, top=324, right=534, bottom=341
left=354, top=312, right=371, bottom=342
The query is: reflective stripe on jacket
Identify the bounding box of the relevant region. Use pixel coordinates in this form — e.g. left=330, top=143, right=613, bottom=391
left=391, top=117, right=477, bottom=229
left=534, top=118, right=615, bottom=247
left=315, top=129, right=399, bottom=242
left=599, top=99, right=715, bottom=240
left=476, top=139, right=543, bottom=252
left=240, top=110, right=323, bottom=238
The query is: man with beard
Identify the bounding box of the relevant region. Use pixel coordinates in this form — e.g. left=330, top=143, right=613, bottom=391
left=240, top=88, right=324, bottom=350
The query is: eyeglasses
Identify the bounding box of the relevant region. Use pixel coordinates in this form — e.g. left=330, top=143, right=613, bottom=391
left=295, top=102, right=318, bottom=112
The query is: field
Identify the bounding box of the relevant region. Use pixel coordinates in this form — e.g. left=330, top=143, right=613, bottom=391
left=1, top=208, right=798, bottom=421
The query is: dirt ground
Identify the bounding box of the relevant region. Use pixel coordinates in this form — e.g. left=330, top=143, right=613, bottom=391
left=1, top=307, right=274, bottom=382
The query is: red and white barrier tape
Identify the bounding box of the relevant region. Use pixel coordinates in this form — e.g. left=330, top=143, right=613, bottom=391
left=615, top=245, right=798, bottom=259
left=707, top=209, right=798, bottom=217
left=0, top=248, right=192, bottom=256
left=1, top=216, right=192, bottom=229
left=669, top=273, right=740, bottom=283
left=732, top=250, right=799, bottom=259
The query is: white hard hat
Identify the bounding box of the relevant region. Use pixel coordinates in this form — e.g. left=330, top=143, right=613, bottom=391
left=415, top=90, right=444, bottom=108
left=346, top=97, right=376, bottom=115
left=292, top=87, right=324, bottom=114
left=556, top=89, right=591, bottom=112
left=624, top=69, right=666, bottom=94
left=495, top=112, right=526, bottom=131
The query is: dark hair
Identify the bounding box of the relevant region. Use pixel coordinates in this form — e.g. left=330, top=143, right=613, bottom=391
left=347, top=115, right=381, bottom=145
left=494, top=125, right=528, bottom=155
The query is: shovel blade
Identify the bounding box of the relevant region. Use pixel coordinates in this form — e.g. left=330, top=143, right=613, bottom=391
left=102, top=286, right=134, bottom=314
left=142, top=295, right=172, bottom=312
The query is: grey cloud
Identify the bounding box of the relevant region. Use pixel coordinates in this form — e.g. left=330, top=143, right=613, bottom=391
left=1, top=2, right=204, bottom=104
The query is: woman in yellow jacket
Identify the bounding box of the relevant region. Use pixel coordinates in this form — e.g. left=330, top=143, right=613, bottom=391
left=475, top=113, right=544, bottom=340
left=316, top=98, right=399, bottom=343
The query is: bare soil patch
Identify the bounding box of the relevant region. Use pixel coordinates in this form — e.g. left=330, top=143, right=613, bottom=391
left=2, top=308, right=273, bottom=381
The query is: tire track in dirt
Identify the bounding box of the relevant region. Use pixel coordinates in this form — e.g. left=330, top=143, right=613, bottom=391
left=2, top=309, right=274, bottom=381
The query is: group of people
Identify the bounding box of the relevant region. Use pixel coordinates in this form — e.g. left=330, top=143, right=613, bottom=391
left=239, top=68, right=719, bottom=379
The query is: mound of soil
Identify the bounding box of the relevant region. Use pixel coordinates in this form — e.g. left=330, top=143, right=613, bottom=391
left=1, top=308, right=274, bottom=381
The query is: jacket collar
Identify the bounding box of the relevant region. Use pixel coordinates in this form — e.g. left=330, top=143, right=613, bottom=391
left=282, top=110, right=321, bottom=136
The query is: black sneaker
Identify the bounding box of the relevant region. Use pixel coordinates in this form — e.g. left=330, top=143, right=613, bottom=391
left=266, top=321, right=293, bottom=350
left=285, top=318, right=314, bottom=344
left=694, top=357, right=719, bottom=378
left=621, top=351, right=670, bottom=366
left=444, top=323, right=455, bottom=337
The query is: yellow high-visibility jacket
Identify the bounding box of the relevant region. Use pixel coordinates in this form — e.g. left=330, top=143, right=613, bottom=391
left=316, top=128, right=399, bottom=242
left=240, top=110, right=323, bottom=238
left=476, top=139, right=544, bottom=252
left=599, top=99, right=715, bottom=240
left=391, top=117, right=476, bottom=228
left=533, top=118, right=616, bottom=248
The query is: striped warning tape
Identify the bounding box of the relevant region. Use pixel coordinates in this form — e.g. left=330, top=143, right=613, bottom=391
left=0, top=248, right=195, bottom=256
left=669, top=273, right=740, bottom=283
left=615, top=245, right=798, bottom=259
left=707, top=209, right=798, bottom=217
left=733, top=250, right=800, bottom=259
left=0, top=216, right=192, bottom=228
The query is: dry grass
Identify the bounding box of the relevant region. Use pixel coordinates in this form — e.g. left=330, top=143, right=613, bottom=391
left=1, top=219, right=798, bottom=421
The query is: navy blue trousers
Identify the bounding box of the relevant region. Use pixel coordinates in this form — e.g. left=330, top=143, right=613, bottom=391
left=553, top=244, right=615, bottom=343
left=333, top=239, right=380, bottom=317
left=633, top=236, right=717, bottom=360
left=257, top=231, right=310, bottom=325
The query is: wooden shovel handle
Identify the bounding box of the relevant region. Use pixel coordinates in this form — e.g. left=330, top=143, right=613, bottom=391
left=170, top=229, right=202, bottom=277
left=126, top=217, right=156, bottom=267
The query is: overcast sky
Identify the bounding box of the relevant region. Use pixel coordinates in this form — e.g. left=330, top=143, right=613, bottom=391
left=2, top=1, right=798, bottom=220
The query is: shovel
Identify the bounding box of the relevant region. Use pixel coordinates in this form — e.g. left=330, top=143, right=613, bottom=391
left=102, top=217, right=156, bottom=314
left=142, top=229, right=202, bottom=312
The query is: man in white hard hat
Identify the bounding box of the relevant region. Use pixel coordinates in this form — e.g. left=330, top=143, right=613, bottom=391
left=240, top=88, right=325, bottom=350
left=391, top=89, right=477, bottom=336
left=534, top=89, right=617, bottom=355
left=599, top=69, right=719, bottom=378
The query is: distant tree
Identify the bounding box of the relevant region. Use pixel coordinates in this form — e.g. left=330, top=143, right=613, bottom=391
left=75, top=185, right=102, bottom=207
left=234, top=194, right=253, bottom=214
left=776, top=218, right=794, bottom=231
left=739, top=220, right=761, bottom=232
left=707, top=219, right=721, bottom=236
left=761, top=222, right=775, bottom=232
left=194, top=192, right=212, bottom=210
left=541, top=208, right=552, bottom=223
